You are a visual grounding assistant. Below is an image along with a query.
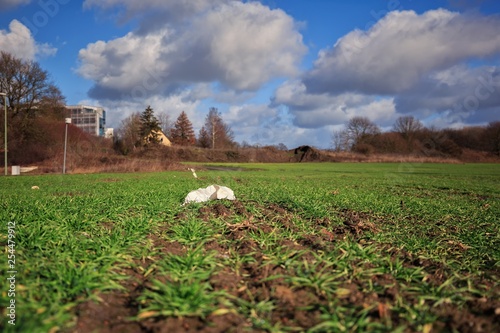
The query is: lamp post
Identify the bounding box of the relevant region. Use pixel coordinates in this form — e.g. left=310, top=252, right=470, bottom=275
left=0, top=92, right=7, bottom=176
left=63, top=117, right=71, bottom=174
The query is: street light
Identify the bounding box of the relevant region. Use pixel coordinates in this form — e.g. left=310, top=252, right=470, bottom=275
left=63, top=118, right=71, bottom=174
left=0, top=92, right=7, bottom=176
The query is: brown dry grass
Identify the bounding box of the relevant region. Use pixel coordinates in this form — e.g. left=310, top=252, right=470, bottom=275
left=322, top=151, right=465, bottom=164
left=4, top=144, right=498, bottom=175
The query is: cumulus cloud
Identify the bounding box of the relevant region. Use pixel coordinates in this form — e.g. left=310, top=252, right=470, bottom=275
left=0, top=20, right=56, bottom=60
left=77, top=4, right=500, bottom=147
left=81, top=88, right=203, bottom=131
left=304, top=9, right=500, bottom=95
left=78, top=1, right=306, bottom=100
left=273, top=80, right=396, bottom=128
left=395, top=65, right=500, bottom=127
left=268, top=9, right=500, bottom=133
left=223, top=103, right=322, bottom=147
left=395, top=65, right=500, bottom=115
left=0, top=0, right=30, bottom=11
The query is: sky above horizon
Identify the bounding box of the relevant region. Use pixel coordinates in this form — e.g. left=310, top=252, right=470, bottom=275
left=1, top=0, right=500, bottom=148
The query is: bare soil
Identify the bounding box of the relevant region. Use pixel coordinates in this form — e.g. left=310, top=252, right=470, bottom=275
left=69, top=201, right=500, bottom=333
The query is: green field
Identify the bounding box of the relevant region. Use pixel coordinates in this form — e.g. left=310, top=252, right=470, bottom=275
left=1, top=163, right=499, bottom=333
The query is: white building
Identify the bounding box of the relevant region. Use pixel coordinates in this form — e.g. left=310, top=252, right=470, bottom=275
left=65, top=105, right=106, bottom=137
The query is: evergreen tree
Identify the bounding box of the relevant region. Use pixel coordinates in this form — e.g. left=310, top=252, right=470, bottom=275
left=139, top=106, right=162, bottom=144
left=202, top=107, right=235, bottom=149
left=197, top=126, right=211, bottom=148
left=170, top=111, right=195, bottom=146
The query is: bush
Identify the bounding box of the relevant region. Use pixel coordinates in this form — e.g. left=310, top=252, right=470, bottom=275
left=353, top=143, right=374, bottom=155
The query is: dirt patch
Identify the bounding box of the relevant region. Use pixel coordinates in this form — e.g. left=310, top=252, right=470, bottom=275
left=68, top=202, right=500, bottom=333
left=148, top=232, right=186, bottom=256
left=72, top=293, right=142, bottom=333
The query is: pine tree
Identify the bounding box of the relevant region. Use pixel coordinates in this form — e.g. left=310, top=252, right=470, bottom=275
left=139, top=106, right=162, bottom=145
left=197, top=126, right=211, bottom=148
left=170, top=111, right=195, bottom=146
left=202, top=107, right=235, bottom=149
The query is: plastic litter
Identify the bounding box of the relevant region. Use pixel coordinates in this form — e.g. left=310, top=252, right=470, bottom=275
left=189, top=168, right=198, bottom=179
left=183, top=185, right=235, bottom=205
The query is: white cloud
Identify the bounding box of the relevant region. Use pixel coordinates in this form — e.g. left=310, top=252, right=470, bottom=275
left=80, top=89, right=202, bottom=130
left=395, top=65, right=500, bottom=121
left=77, top=4, right=500, bottom=146
left=304, top=9, right=500, bottom=95
left=273, top=80, right=397, bottom=128
left=198, top=2, right=305, bottom=90
left=78, top=29, right=172, bottom=94
left=224, top=103, right=320, bottom=148
left=0, top=20, right=56, bottom=60
left=226, top=104, right=276, bottom=128
left=269, top=9, right=500, bottom=133
left=78, top=1, right=306, bottom=100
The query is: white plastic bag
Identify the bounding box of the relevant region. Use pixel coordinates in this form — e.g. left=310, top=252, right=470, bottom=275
left=183, top=185, right=235, bottom=205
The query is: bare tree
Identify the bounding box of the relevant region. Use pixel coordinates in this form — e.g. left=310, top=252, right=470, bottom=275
left=200, top=107, right=235, bottom=149
left=331, top=129, right=349, bottom=151
left=484, top=121, right=500, bottom=156
left=156, top=111, right=172, bottom=136
left=114, top=112, right=141, bottom=154
left=393, top=116, right=423, bottom=151
left=0, top=51, right=63, bottom=121
left=0, top=51, right=66, bottom=163
left=345, top=116, right=380, bottom=149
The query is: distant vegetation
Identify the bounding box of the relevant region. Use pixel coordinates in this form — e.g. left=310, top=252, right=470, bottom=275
left=1, top=51, right=499, bottom=174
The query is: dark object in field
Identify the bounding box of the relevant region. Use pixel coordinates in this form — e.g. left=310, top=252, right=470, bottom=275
left=291, top=145, right=322, bottom=162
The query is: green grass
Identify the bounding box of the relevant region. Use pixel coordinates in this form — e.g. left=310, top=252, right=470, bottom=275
left=0, top=163, right=499, bottom=332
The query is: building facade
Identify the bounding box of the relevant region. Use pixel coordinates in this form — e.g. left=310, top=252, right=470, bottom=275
left=65, top=105, right=106, bottom=137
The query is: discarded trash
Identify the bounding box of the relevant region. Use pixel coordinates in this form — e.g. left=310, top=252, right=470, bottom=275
left=189, top=168, right=198, bottom=179
left=21, top=166, right=38, bottom=173
left=31, top=186, right=40, bottom=190
left=184, top=185, right=235, bottom=204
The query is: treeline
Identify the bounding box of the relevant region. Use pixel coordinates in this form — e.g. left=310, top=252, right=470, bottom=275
left=1, top=50, right=499, bottom=167
left=113, top=106, right=236, bottom=155
left=332, top=116, right=500, bottom=158
left=0, top=51, right=70, bottom=165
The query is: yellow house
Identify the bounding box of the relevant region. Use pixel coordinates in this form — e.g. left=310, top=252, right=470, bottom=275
left=144, top=129, right=172, bottom=146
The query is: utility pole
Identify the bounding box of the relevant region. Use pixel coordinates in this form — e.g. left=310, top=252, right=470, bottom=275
left=63, top=118, right=71, bottom=174
left=0, top=92, right=7, bottom=175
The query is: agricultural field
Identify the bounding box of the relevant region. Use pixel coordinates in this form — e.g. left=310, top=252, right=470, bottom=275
left=1, top=163, right=499, bottom=333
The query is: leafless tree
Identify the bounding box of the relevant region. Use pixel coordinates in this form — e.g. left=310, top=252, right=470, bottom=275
left=114, top=112, right=141, bottom=154
left=393, top=116, right=423, bottom=136
left=331, top=129, right=349, bottom=151
left=156, top=111, right=172, bottom=136
left=200, top=107, right=235, bottom=149
left=484, top=121, right=500, bottom=156
left=0, top=51, right=64, bottom=122
left=0, top=51, right=66, bottom=162
left=345, top=116, right=380, bottom=149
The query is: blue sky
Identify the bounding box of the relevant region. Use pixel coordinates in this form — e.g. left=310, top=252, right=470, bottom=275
left=1, top=0, right=500, bottom=148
